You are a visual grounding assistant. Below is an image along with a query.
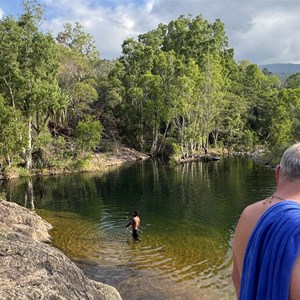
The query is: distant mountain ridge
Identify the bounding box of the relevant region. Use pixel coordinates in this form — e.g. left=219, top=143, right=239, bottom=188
left=259, top=63, right=300, bottom=80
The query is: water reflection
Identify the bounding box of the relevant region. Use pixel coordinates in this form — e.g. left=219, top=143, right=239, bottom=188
left=0, top=157, right=276, bottom=299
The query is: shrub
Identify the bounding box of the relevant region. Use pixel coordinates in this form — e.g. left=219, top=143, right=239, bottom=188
left=74, top=116, right=103, bottom=154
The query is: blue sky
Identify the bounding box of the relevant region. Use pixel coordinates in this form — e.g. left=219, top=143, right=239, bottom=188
left=0, top=0, right=299, bottom=65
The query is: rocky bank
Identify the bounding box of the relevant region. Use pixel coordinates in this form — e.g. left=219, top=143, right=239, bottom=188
left=0, top=200, right=122, bottom=300
left=0, top=145, right=149, bottom=180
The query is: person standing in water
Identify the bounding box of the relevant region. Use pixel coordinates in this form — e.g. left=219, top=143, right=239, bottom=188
left=126, top=210, right=141, bottom=240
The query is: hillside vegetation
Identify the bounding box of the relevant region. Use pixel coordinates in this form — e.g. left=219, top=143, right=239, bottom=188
left=1, top=1, right=300, bottom=176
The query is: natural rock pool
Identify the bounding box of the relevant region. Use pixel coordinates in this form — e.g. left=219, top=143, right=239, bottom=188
left=1, top=157, right=276, bottom=299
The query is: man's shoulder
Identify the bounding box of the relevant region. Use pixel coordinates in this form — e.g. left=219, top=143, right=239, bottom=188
left=235, top=200, right=267, bottom=237
left=242, top=200, right=300, bottom=233
left=241, top=200, right=266, bottom=220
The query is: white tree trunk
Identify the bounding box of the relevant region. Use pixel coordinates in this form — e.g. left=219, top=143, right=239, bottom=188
left=25, top=117, right=32, bottom=170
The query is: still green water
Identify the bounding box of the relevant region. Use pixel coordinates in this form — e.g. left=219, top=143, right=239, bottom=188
left=1, top=157, right=276, bottom=299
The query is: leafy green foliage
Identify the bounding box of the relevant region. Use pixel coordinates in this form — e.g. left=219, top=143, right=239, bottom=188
left=0, top=0, right=61, bottom=169
left=285, top=73, right=300, bottom=89
left=0, top=1, right=300, bottom=170
left=56, top=23, right=101, bottom=129
left=0, top=96, right=25, bottom=166
left=74, top=116, right=103, bottom=153
left=109, top=15, right=235, bottom=156
left=56, top=22, right=100, bottom=61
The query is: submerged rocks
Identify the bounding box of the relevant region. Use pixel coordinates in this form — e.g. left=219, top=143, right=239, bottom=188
left=0, top=200, right=122, bottom=300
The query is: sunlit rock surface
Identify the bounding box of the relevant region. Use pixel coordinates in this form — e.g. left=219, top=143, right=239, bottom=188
left=0, top=200, right=122, bottom=300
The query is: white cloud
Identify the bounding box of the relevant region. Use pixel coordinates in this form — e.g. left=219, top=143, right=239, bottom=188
left=42, top=0, right=161, bottom=59
left=2, top=0, right=300, bottom=64
left=234, top=11, right=300, bottom=64
left=146, top=0, right=300, bottom=64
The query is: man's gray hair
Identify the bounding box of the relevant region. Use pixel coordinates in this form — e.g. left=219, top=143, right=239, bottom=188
left=280, top=143, right=300, bottom=181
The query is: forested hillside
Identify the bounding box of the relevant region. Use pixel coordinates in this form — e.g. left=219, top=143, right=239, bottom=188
left=0, top=1, right=299, bottom=174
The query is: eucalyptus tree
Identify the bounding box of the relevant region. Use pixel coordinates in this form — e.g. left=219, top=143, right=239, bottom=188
left=163, top=16, right=230, bottom=155
left=56, top=22, right=100, bottom=128
left=170, top=53, right=226, bottom=157
left=242, top=63, right=280, bottom=145
left=150, top=50, right=178, bottom=155
left=56, top=22, right=100, bottom=61
left=198, top=53, right=226, bottom=151
left=157, top=15, right=231, bottom=154
left=213, top=59, right=251, bottom=151
left=217, top=92, right=249, bottom=151
left=114, top=38, right=161, bottom=151
left=0, top=96, right=25, bottom=167
left=169, top=58, right=202, bottom=157
left=114, top=32, right=182, bottom=155
left=0, top=0, right=62, bottom=168
left=269, top=87, right=300, bottom=148
left=110, top=15, right=233, bottom=156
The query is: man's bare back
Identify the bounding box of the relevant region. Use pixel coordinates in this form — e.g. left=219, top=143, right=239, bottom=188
left=132, top=215, right=140, bottom=230
left=233, top=198, right=300, bottom=299
left=232, top=198, right=283, bottom=297
left=126, top=210, right=141, bottom=240
left=232, top=147, right=300, bottom=300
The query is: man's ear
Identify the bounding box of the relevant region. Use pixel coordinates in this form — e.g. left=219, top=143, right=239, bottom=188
left=275, top=165, right=280, bottom=182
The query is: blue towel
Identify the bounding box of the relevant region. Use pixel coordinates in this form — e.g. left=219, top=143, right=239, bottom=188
left=239, top=200, right=300, bottom=300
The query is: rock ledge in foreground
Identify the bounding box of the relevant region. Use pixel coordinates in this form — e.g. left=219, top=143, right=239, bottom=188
left=0, top=200, right=122, bottom=300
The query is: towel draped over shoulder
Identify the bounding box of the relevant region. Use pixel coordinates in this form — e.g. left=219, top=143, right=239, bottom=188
left=239, top=200, right=300, bottom=300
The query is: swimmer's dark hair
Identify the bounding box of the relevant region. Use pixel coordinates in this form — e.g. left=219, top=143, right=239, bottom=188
left=133, top=210, right=139, bottom=216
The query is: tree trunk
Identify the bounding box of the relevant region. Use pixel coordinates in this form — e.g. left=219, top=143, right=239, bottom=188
left=206, top=133, right=209, bottom=152
left=150, top=125, right=158, bottom=156
left=24, top=179, right=35, bottom=209
left=212, top=130, right=219, bottom=147
left=6, top=155, right=11, bottom=167
left=25, top=117, right=33, bottom=170
left=157, top=122, right=170, bottom=154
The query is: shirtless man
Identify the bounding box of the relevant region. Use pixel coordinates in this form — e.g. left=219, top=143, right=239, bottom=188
left=126, top=210, right=141, bottom=240
left=232, top=143, right=300, bottom=299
